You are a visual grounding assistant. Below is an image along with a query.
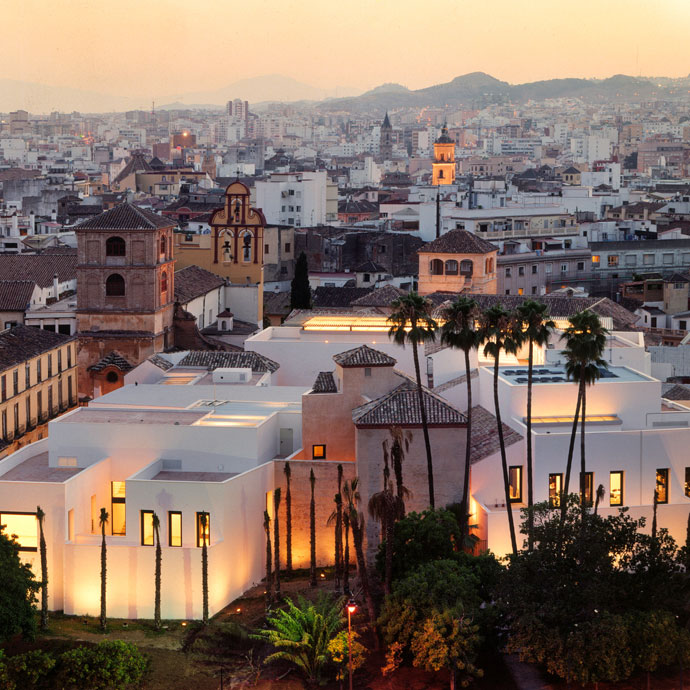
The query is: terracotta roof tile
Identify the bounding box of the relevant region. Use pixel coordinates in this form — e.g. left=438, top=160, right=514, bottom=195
left=177, top=350, right=279, bottom=373
left=470, top=405, right=523, bottom=463
left=419, top=230, right=498, bottom=256
left=74, top=202, right=174, bottom=231
left=333, top=345, right=396, bottom=368
left=311, top=371, right=338, bottom=393
left=88, top=351, right=134, bottom=373
left=0, top=281, right=36, bottom=311
left=174, top=265, right=225, bottom=304
left=0, top=325, right=75, bottom=374
left=0, top=253, right=77, bottom=288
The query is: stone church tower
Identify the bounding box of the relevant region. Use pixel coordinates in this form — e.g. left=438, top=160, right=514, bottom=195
left=380, top=112, right=393, bottom=159
left=432, top=123, right=456, bottom=186
left=75, top=203, right=176, bottom=397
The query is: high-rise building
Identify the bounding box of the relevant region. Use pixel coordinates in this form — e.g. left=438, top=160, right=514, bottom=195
left=226, top=99, right=250, bottom=123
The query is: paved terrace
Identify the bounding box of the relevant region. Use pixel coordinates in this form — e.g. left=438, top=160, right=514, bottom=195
left=0, top=452, right=82, bottom=482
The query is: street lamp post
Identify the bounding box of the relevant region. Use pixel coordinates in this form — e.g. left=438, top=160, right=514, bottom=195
left=347, top=598, right=357, bottom=690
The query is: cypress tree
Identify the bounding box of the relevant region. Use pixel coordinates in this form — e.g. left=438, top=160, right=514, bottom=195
left=290, top=252, right=311, bottom=310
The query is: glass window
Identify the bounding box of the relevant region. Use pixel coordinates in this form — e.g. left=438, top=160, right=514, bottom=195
left=140, top=510, right=154, bottom=546
left=685, top=468, right=690, bottom=498
left=582, top=472, right=594, bottom=506
left=545, top=263, right=552, bottom=274
left=312, top=444, right=326, bottom=460
left=105, top=236, right=126, bottom=256
left=505, top=267, right=512, bottom=277
left=532, top=265, right=538, bottom=274
left=577, top=261, right=585, bottom=271
left=196, top=512, right=210, bottom=547
left=0, top=512, right=38, bottom=551
left=663, top=253, right=674, bottom=265
left=656, top=468, right=669, bottom=504
left=518, top=266, right=525, bottom=276
left=169, top=511, right=182, bottom=547
left=549, top=473, right=562, bottom=507
left=607, top=255, right=619, bottom=267
left=643, top=254, right=654, bottom=265
left=560, top=263, right=568, bottom=273
left=111, top=481, right=126, bottom=536
left=509, top=466, right=522, bottom=502
left=625, top=255, right=637, bottom=266
left=610, top=471, right=624, bottom=506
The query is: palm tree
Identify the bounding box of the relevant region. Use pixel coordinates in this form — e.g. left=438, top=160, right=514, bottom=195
left=273, top=488, right=281, bottom=599
left=199, top=512, right=209, bottom=625
left=342, top=511, right=350, bottom=595
left=478, top=304, right=524, bottom=557
left=593, top=485, right=605, bottom=516
left=388, top=292, right=438, bottom=508
left=342, top=478, right=377, bottom=634
left=264, top=510, right=273, bottom=607
left=36, top=505, right=48, bottom=630
left=99, top=508, right=109, bottom=631
left=562, top=310, right=608, bottom=512
left=440, top=297, right=480, bottom=546
left=335, top=464, right=343, bottom=590
left=309, top=469, right=317, bottom=587
left=384, top=427, right=412, bottom=516
left=284, top=462, right=293, bottom=574
left=152, top=512, right=161, bottom=630
left=516, top=299, right=556, bottom=551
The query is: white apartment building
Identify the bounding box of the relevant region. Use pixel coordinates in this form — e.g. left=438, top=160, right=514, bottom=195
left=255, top=171, right=329, bottom=226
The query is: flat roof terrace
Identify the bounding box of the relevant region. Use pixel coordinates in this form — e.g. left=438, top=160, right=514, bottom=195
left=60, top=409, right=209, bottom=425
left=497, top=364, right=652, bottom=385
left=150, top=470, right=237, bottom=482
left=0, top=452, right=83, bottom=482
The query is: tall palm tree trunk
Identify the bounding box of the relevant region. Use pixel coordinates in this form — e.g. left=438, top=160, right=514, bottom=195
left=350, top=513, right=378, bottom=643
left=343, top=512, right=350, bottom=595
left=579, top=370, right=587, bottom=514
left=560, top=386, right=583, bottom=535
left=37, top=506, right=48, bottom=629
left=100, top=520, right=107, bottom=631
left=383, top=503, right=394, bottom=596
left=494, top=354, right=517, bottom=556
left=273, top=489, right=281, bottom=599
left=461, top=348, right=473, bottom=547
left=284, top=463, right=292, bottom=574
left=526, top=340, right=535, bottom=551
left=335, top=465, right=343, bottom=590
left=154, top=520, right=161, bottom=630
left=264, top=511, right=273, bottom=608
left=412, top=342, right=434, bottom=509
left=309, top=469, right=317, bottom=587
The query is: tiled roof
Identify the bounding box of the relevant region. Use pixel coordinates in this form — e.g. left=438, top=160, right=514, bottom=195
left=354, top=260, right=387, bottom=273
left=74, top=203, right=174, bottom=231
left=662, top=384, right=690, bottom=401
left=263, top=290, right=291, bottom=315
left=148, top=354, right=174, bottom=371
left=419, top=230, right=498, bottom=255
left=313, top=286, right=372, bottom=308
left=88, top=351, right=134, bottom=373
left=470, top=405, right=523, bottom=463
left=112, top=153, right=153, bottom=185
left=351, top=285, right=406, bottom=307
left=0, top=281, right=36, bottom=311
left=333, top=345, right=397, bottom=368
left=311, top=371, right=338, bottom=394
left=177, top=350, right=279, bottom=373
left=353, top=379, right=467, bottom=427
left=0, top=325, right=75, bottom=374
left=174, top=265, right=225, bottom=304
left=0, top=253, right=77, bottom=288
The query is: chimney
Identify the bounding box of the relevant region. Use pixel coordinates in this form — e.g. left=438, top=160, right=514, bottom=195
left=29, top=211, right=35, bottom=235
left=53, top=273, right=59, bottom=299
left=51, top=209, right=57, bottom=221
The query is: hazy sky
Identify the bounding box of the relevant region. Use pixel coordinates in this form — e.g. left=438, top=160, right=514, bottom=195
left=5, top=0, right=690, bottom=99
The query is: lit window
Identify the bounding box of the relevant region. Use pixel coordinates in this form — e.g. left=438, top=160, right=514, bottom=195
left=591, top=255, right=600, bottom=264
left=607, top=255, right=619, bottom=267
left=312, top=444, right=326, bottom=460
left=196, top=512, right=210, bottom=547
left=656, top=468, right=669, bottom=504
left=549, top=473, right=562, bottom=507
left=169, top=511, right=182, bottom=547
left=582, top=472, right=594, bottom=506
left=0, top=512, right=38, bottom=551
left=111, top=481, right=126, bottom=536
left=140, top=510, right=154, bottom=546
left=610, top=471, right=623, bottom=506
left=508, top=466, right=522, bottom=503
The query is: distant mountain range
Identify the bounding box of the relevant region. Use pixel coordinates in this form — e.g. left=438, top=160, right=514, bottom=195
left=2, top=72, right=689, bottom=114
left=321, top=72, right=690, bottom=111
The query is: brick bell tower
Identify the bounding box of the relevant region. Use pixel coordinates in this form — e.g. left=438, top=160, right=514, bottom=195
left=432, top=123, right=456, bottom=186
left=75, top=203, right=176, bottom=398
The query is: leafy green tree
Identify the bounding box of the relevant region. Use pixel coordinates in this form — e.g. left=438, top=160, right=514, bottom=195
left=290, top=252, right=311, bottom=310
left=60, top=641, right=149, bottom=689
left=252, top=595, right=344, bottom=683
left=199, top=512, right=209, bottom=625
left=561, top=309, right=608, bottom=511
left=284, top=462, right=292, bottom=574
left=327, top=629, right=367, bottom=682
left=263, top=510, right=273, bottom=608
left=515, top=300, right=555, bottom=550
left=477, top=304, right=524, bottom=556
left=36, top=505, right=48, bottom=630
left=440, top=297, right=480, bottom=545
left=309, top=468, right=317, bottom=587
left=98, top=508, right=108, bottom=632
left=410, top=609, right=483, bottom=690
left=152, top=512, right=161, bottom=630
left=388, top=292, right=438, bottom=508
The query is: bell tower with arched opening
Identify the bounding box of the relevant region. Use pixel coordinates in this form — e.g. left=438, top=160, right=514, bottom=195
left=75, top=203, right=176, bottom=398
left=432, top=123, right=456, bottom=186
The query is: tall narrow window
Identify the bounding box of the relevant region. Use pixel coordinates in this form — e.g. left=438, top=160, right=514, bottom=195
left=37, top=358, right=42, bottom=382
left=111, top=481, right=126, bottom=535
left=105, top=236, right=126, bottom=256
left=58, top=350, right=62, bottom=372
left=610, top=471, right=624, bottom=506
left=509, top=466, right=522, bottom=503
left=161, top=271, right=168, bottom=293
left=582, top=472, right=594, bottom=506
left=140, top=510, right=154, bottom=546
left=656, top=468, right=669, bottom=504
left=67, top=347, right=72, bottom=369
left=549, top=473, right=563, bottom=507
left=196, top=512, right=210, bottom=547
left=169, top=511, right=182, bottom=547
